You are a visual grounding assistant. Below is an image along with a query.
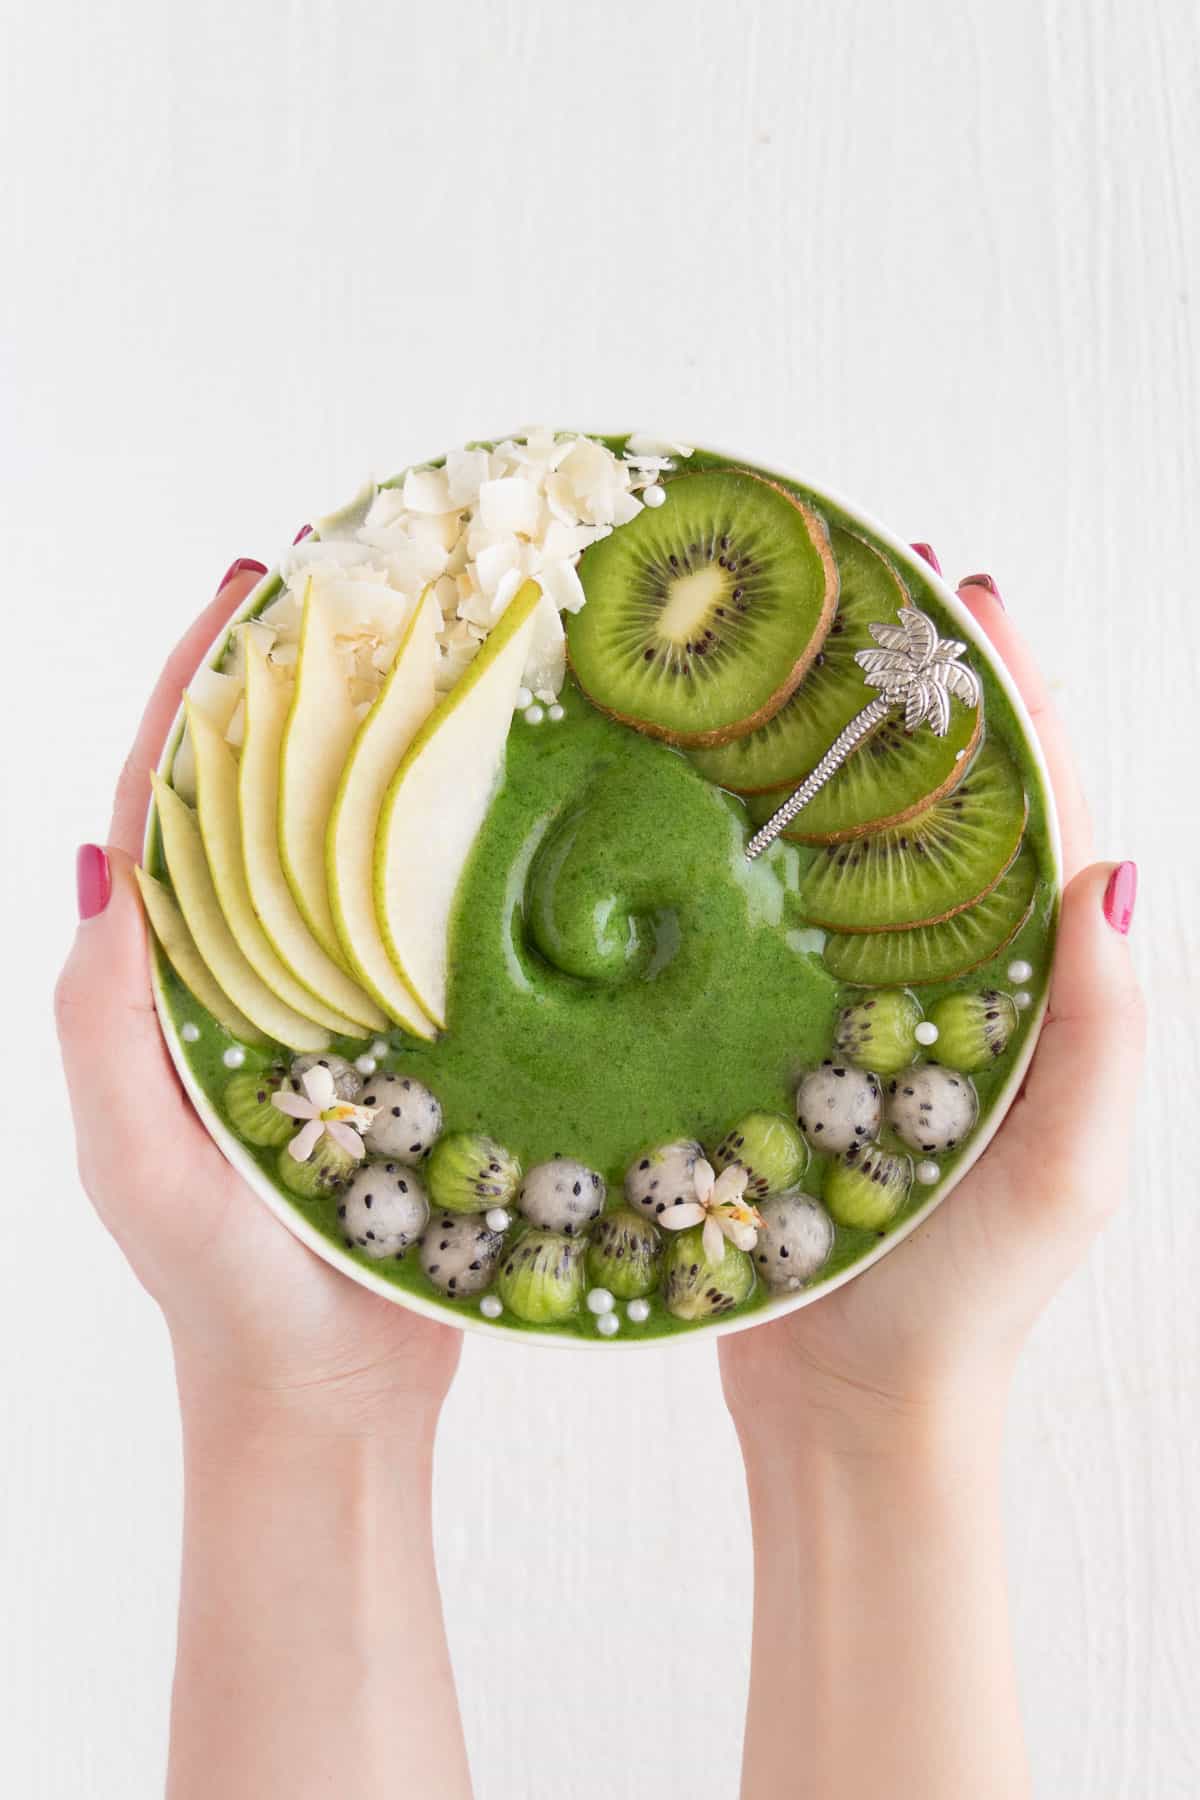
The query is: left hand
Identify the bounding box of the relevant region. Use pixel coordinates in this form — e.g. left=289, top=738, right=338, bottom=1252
left=56, top=563, right=462, bottom=1436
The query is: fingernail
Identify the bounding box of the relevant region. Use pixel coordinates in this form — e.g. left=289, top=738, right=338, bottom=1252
left=1103, top=861, right=1138, bottom=935
left=911, top=542, right=942, bottom=574
left=960, top=572, right=1004, bottom=608
left=76, top=844, right=112, bottom=920
left=293, top=524, right=313, bottom=545
left=218, top=557, right=267, bottom=590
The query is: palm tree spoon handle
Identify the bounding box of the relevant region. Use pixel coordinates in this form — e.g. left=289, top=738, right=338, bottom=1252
left=744, top=607, right=982, bottom=862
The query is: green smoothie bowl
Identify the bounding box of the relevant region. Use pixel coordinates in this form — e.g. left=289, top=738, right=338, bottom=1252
left=142, top=430, right=1060, bottom=1347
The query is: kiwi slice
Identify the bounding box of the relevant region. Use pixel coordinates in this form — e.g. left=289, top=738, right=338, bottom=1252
left=745, top=702, right=982, bottom=844
left=798, top=739, right=1028, bottom=932
left=566, top=468, right=838, bottom=747
left=688, top=529, right=905, bottom=791
left=822, top=846, right=1038, bottom=986
left=926, top=988, right=1019, bottom=1069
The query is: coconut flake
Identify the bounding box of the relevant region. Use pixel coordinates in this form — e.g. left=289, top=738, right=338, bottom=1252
left=478, top=476, right=541, bottom=536
left=627, top=432, right=695, bottom=458
left=402, top=466, right=455, bottom=514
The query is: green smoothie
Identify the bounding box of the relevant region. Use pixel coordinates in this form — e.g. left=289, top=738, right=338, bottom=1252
left=152, top=441, right=1058, bottom=1342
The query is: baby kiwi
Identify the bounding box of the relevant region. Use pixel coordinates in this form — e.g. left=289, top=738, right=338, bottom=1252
left=711, top=1110, right=807, bottom=1199
left=426, top=1132, right=522, bottom=1214
left=823, top=1145, right=912, bottom=1232
left=833, top=990, right=922, bottom=1075
left=496, top=1229, right=587, bottom=1324
left=223, top=1067, right=295, bottom=1148
left=276, top=1132, right=358, bottom=1201
left=662, top=1226, right=755, bottom=1321
left=926, top=989, right=1019, bottom=1070
left=586, top=1208, right=664, bottom=1299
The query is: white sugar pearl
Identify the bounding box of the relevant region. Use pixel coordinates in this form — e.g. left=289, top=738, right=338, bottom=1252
left=370, top=1038, right=390, bottom=1058
left=642, top=484, right=667, bottom=507
left=1007, top=960, right=1033, bottom=983
left=524, top=704, right=545, bottom=725
left=916, top=1160, right=940, bottom=1185
left=181, top=1022, right=200, bottom=1043
left=587, top=1287, right=614, bottom=1315
left=515, top=686, right=533, bottom=710
left=485, top=1207, right=512, bottom=1232
left=1014, top=990, right=1032, bottom=1010
left=626, top=1298, right=651, bottom=1324
left=547, top=704, right=565, bottom=722
left=222, top=1046, right=245, bottom=1069
left=596, top=1312, right=620, bottom=1336
left=355, top=1055, right=377, bottom=1076
left=479, top=1295, right=503, bottom=1319
left=914, top=1021, right=939, bottom=1046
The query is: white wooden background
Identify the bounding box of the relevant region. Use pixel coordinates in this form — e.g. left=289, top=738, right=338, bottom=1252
left=3, top=2, right=1198, bottom=1794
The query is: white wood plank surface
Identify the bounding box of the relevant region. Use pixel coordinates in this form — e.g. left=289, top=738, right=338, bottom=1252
left=3, top=1, right=1197, bottom=1794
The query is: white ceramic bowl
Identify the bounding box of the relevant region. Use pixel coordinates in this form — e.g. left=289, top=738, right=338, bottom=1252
left=146, top=443, right=1062, bottom=1348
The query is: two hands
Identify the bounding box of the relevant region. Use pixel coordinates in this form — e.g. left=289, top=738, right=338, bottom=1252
left=56, top=559, right=1144, bottom=1800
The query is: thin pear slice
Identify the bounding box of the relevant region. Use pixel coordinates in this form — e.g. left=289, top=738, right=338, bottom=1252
left=278, top=583, right=386, bottom=964
left=152, top=774, right=330, bottom=1052
left=326, top=592, right=439, bottom=1036
left=135, top=867, right=269, bottom=1047
left=239, top=631, right=389, bottom=1035
left=374, top=579, right=542, bottom=1029
left=186, top=702, right=365, bottom=1036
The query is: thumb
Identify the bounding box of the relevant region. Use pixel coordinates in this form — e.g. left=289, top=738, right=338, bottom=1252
left=55, top=845, right=202, bottom=1202
left=991, top=860, right=1144, bottom=1243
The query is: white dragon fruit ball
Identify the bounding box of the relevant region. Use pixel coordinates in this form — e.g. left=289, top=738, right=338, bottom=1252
left=361, top=1074, right=443, bottom=1164
left=886, top=1064, right=979, bottom=1155
left=338, top=1163, right=429, bottom=1260
left=290, top=1051, right=363, bottom=1104
left=795, top=1062, right=883, bottom=1153
left=624, top=1138, right=705, bottom=1223
left=518, top=1158, right=606, bottom=1236
left=419, top=1212, right=507, bottom=1299
left=754, top=1190, right=835, bottom=1291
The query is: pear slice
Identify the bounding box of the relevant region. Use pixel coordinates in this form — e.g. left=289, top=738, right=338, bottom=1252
left=151, top=775, right=330, bottom=1052
left=186, top=701, right=366, bottom=1036
left=239, top=631, right=389, bottom=1035
left=374, top=579, right=542, bottom=1029
left=135, top=868, right=269, bottom=1047
left=278, top=583, right=383, bottom=965
left=326, top=592, right=439, bottom=1037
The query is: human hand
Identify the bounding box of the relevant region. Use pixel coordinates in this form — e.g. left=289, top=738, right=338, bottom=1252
left=55, top=562, right=462, bottom=1437
left=721, top=574, right=1145, bottom=1457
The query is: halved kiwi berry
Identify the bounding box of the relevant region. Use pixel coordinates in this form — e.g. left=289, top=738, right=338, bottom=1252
left=566, top=468, right=838, bottom=747
left=744, top=703, right=982, bottom=845
left=797, top=738, right=1028, bottom=932
left=822, top=845, right=1038, bottom=986
left=687, top=528, right=906, bottom=792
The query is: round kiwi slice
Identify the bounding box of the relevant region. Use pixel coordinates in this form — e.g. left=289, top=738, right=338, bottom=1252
left=822, top=846, right=1038, bottom=986
left=687, top=528, right=905, bottom=791
left=566, top=468, right=838, bottom=747
left=744, top=702, right=983, bottom=844
left=797, top=738, right=1028, bottom=932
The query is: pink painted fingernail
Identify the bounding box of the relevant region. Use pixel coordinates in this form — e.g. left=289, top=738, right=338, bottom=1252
left=960, top=572, right=1004, bottom=609
left=293, top=524, right=313, bottom=544
left=218, top=557, right=267, bottom=590
left=911, top=542, right=941, bottom=574
left=1102, top=861, right=1137, bottom=935
left=76, top=845, right=112, bottom=920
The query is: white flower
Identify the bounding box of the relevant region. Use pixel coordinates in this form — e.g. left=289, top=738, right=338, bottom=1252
left=659, top=1158, right=765, bottom=1267
left=271, top=1065, right=377, bottom=1163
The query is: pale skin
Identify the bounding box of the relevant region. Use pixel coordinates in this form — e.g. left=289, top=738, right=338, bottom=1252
left=56, top=566, right=1143, bottom=1800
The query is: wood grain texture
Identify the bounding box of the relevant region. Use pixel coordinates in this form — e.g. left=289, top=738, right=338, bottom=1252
left=3, top=0, right=1197, bottom=1794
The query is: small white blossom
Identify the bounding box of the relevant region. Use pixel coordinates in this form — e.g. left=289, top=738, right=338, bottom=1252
left=659, top=1158, right=765, bottom=1267
left=271, top=1064, right=377, bottom=1163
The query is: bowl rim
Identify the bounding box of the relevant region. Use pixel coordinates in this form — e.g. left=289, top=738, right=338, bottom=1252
left=145, top=434, right=1063, bottom=1351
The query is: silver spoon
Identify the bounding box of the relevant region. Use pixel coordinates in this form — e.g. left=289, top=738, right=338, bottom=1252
left=744, top=606, right=983, bottom=861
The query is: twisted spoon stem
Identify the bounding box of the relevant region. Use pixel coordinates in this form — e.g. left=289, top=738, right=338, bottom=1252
left=744, top=697, right=892, bottom=861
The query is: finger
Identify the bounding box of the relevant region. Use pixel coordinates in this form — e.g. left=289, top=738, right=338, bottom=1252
left=55, top=847, right=217, bottom=1197
left=955, top=581, right=1092, bottom=882
left=981, top=860, right=1144, bottom=1244
left=109, top=560, right=267, bottom=858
